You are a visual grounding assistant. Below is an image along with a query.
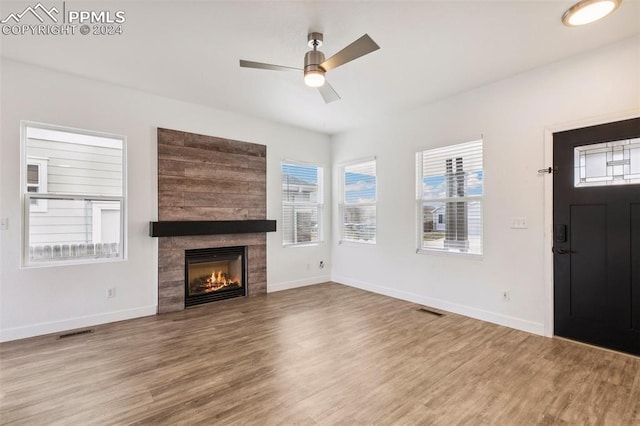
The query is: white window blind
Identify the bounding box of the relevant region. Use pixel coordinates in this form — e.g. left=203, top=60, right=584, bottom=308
left=281, top=161, right=323, bottom=246
left=341, top=159, right=377, bottom=243
left=416, top=140, right=483, bottom=255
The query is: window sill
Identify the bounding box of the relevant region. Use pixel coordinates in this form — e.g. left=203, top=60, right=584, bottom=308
left=417, top=248, right=483, bottom=260
left=22, top=256, right=126, bottom=269
left=283, top=242, right=322, bottom=248
left=338, top=240, right=376, bottom=247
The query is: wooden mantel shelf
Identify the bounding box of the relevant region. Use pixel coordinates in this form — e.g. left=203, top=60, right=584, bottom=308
left=149, top=220, right=276, bottom=237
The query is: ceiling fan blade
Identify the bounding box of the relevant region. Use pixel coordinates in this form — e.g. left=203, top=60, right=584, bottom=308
left=239, top=60, right=301, bottom=72
left=320, top=34, right=380, bottom=72
left=318, top=80, right=341, bottom=104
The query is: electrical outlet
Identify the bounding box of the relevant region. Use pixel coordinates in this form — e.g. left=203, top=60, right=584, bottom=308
left=319, top=261, right=325, bottom=269
left=107, top=288, right=116, bottom=298
left=306, top=263, right=310, bottom=271
left=502, top=290, right=511, bottom=302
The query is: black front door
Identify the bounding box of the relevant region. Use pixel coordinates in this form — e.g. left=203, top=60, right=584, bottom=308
left=553, top=117, right=640, bottom=356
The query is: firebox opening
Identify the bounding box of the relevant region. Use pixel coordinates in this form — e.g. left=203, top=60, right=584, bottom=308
left=188, top=258, right=242, bottom=295
left=185, top=246, right=247, bottom=307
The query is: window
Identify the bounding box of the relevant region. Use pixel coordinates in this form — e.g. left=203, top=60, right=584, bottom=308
left=416, top=140, right=483, bottom=255
left=281, top=161, right=323, bottom=246
left=340, top=158, right=377, bottom=243
left=574, top=138, right=640, bottom=187
left=22, top=122, right=126, bottom=266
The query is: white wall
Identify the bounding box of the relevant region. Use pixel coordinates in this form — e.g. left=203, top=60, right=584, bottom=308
left=2, top=36, right=638, bottom=342
left=0, top=59, right=332, bottom=341
left=331, top=36, right=640, bottom=335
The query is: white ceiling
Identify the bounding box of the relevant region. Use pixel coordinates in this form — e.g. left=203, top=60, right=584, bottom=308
left=1, top=1, right=639, bottom=135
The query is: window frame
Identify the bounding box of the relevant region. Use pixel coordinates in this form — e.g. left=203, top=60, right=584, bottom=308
left=281, top=159, right=324, bottom=247
left=415, top=140, right=483, bottom=258
left=339, top=157, right=377, bottom=245
left=21, top=121, right=127, bottom=268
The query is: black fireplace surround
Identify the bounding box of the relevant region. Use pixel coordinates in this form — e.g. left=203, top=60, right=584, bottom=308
left=185, top=246, right=247, bottom=307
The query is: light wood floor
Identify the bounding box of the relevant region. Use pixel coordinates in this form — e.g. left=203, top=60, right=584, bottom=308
left=1, top=283, right=639, bottom=425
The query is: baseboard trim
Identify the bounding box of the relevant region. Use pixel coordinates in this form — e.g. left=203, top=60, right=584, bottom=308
left=0, top=305, right=157, bottom=342
left=268, top=275, right=330, bottom=293
left=332, top=275, right=545, bottom=336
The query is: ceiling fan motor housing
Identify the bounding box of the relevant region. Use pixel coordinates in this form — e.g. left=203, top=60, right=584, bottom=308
left=304, top=50, right=326, bottom=74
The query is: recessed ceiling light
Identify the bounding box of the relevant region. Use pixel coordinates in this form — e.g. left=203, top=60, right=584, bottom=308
left=562, top=0, right=622, bottom=26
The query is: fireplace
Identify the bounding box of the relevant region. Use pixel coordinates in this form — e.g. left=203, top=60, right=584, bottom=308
left=156, top=128, right=271, bottom=313
left=184, top=246, right=247, bottom=307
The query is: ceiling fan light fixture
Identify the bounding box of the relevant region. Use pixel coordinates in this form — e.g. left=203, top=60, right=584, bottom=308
left=562, top=0, right=622, bottom=26
left=304, top=70, right=325, bottom=87
left=303, top=48, right=326, bottom=88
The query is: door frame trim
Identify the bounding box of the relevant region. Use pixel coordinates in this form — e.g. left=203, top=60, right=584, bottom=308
left=543, top=108, right=640, bottom=337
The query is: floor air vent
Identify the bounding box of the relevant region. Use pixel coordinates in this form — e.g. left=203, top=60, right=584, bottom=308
left=417, top=307, right=444, bottom=317
left=57, top=329, right=94, bottom=339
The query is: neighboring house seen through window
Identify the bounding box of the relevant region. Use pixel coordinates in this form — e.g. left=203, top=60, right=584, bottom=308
left=26, top=158, right=48, bottom=212
left=22, top=122, right=126, bottom=266
left=416, top=140, right=483, bottom=255
left=281, top=161, right=323, bottom=246
left=340, top=158, right=377, bottom=244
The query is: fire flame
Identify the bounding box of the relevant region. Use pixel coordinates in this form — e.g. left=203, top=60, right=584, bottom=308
left=204, top=270, right=240, bottom=291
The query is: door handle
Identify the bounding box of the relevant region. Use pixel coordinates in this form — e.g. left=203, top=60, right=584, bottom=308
left=552, top=247, right=573, bottom=254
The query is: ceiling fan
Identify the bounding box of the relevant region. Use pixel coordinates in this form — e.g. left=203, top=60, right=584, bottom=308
left=239, top=32, right=380, bottom=103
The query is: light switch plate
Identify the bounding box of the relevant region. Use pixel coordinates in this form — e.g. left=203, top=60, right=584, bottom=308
left=510, top=217, right=527, bottom=229
left=0, top=218, right=8, bottom=230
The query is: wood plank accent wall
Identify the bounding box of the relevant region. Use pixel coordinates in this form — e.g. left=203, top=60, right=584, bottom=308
left=157, top=128, right=268, bottom=313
